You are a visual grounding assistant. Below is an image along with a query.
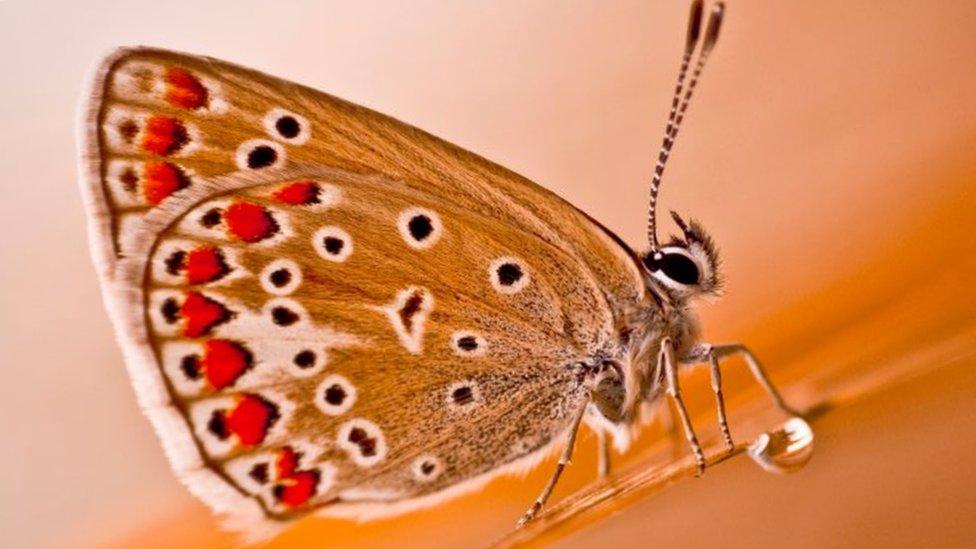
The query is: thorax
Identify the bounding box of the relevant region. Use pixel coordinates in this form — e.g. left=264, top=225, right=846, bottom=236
left=584, top=295, right=702, bottom=429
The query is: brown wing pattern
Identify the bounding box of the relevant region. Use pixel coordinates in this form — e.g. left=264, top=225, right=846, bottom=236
left=79, top=48, right=646, bottom=523
left=147, top=173, right=602, bottom=517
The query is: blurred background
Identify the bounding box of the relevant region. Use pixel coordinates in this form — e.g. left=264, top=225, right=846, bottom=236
left=1, top=0, right=974, bottom=547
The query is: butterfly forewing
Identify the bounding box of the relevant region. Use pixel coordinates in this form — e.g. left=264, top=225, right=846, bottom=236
left=80, top=48, right=647, bottom=523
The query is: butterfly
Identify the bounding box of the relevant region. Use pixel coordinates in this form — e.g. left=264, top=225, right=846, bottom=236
left=78, top=0, right=802, bottom=537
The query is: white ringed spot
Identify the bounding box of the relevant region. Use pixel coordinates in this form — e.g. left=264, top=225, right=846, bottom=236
left=488, top=256, right=530, bottom=294
left=148, top=289, right=185, bottom=337
left=260, top=258, right=302, bottom=296
left=235, top=138, right=285, bottom=170
left=446, top=380, right=482, bottom=411
left=288, top=347, right=326, bottom=377
left=337, top=419, right=387, bottom=468
left=261, top=297, right=308, bottom=328
left=397, top=207, right=443, bottom=250
left=372, top=287, right=433, bottom=354
left=315, top=374, right=357, bottom=416
left=411, top=455, right=443, bottom=483
left=262, top=107, right=311, bottom=145
left=312, top=226, right=353, bottom=262
left=450, top=331, right=487, bottom=357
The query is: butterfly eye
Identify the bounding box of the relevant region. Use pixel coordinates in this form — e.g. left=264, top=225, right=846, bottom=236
left=644, top=250, right=701, bottom=286
left=263, top=108, right=310, bottom=145
left=661, top=253, right=700, bottom=285
left=489, top=257, right=530, bottom=294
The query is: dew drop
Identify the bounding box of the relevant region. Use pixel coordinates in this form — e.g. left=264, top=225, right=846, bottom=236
left=747, top=416, right=814, bottom=474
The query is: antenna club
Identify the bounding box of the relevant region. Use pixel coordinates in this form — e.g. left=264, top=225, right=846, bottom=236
left=702, top=3, right=726, bottom=53
left=686, top=0, right=705, bottom=54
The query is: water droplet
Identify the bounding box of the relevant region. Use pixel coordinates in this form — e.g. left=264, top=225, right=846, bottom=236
left=747, top=416, right=814, bottom=474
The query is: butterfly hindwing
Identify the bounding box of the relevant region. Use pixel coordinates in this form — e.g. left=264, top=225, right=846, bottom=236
left=80, top=48, right=647, bottom=524
left=147, top=171, right=600, bottom=517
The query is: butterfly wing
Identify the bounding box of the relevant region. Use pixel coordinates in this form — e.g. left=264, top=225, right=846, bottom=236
left=80, top=48, right=647, bottom=523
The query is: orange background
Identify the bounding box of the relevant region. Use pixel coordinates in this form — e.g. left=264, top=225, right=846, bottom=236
left=1, top=1, right=974, bottom=547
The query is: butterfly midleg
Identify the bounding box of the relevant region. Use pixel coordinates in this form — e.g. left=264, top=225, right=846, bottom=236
left=661, top=337, right=707, bottom=476
left=707, top=350, right=735, bottom=452
left=689, top=343, right=803, bottom=418
left=517, top=395, right=590, bottom=527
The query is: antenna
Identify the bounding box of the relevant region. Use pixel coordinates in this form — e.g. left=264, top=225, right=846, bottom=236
left=646, top=1, right=725, bottom=251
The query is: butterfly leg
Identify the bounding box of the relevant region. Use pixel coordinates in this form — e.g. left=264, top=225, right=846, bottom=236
left=699, top=343, right=803, bottom=418
left=661, top=338, right=707, bottom=476
left=659, top=399, right=687, bottom=456
left=707, top=349, right=736, bottom=453
left=596, top=429, right=611, bottom=478
left=516, top=396, right=590, bottom=527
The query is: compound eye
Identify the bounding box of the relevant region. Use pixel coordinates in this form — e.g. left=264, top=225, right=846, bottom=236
left=660, top=252, right=700, bottom=285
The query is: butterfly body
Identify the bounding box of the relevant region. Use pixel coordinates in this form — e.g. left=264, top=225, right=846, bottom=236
left=80, top=3, right=804, bottom=533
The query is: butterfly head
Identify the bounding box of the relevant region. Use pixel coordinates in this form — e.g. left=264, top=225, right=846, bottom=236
left=641, top=211, right=722, bottom=300
left=640, top=1, right=725, bottom=301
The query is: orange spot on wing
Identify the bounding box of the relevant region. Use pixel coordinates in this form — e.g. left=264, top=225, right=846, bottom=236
left=180, top=291, right=232, bottom=337
left=275, top=471, right=319, bottom=508
left=274, top=446, right=319, bottom=507
left=142, top=162, right=189, bottom=205
left=164, top=67, right=209, bottom=110
left=224, top=201, right=279, bottom=243
left=225, top=394, right=278, bottom=446
left=141, top=115, right=188, bottom=156
left=273, top=181, right=320, bottom=205
left=201, top=339, right=251, bottom=390
left=275, top=446, right=299, bottom=478
left=185, top=246, right=229, bottom=284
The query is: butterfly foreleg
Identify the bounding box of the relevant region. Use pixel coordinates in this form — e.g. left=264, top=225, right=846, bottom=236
left=516, top=394, right=591, bottom=527
left=660, top=337, right=708, bottom=476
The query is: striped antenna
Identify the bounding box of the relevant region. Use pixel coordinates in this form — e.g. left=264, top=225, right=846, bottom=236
left=646, top=1, right=725, bottom=251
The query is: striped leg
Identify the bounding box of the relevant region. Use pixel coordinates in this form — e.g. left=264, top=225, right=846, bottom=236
left=661, top=338, right=707, bottom=476
left=516, top=395, right=590, bottom=526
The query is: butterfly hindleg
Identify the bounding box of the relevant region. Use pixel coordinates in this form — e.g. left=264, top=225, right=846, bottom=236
left=516, top=395, right=591, bottom=527
left=660, top=338, right=708, bottom=476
